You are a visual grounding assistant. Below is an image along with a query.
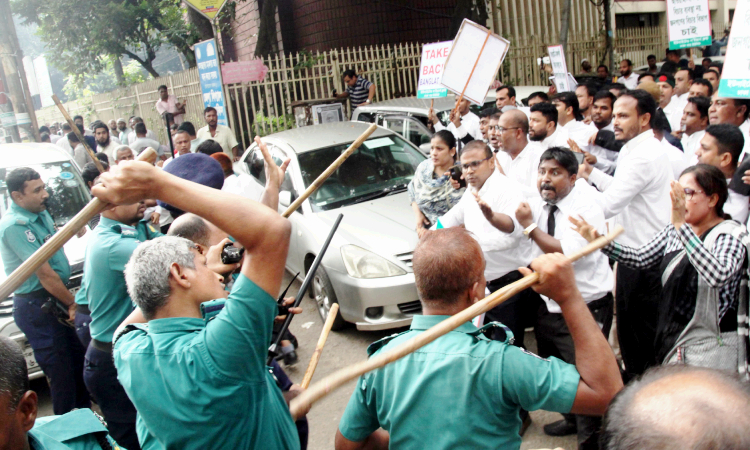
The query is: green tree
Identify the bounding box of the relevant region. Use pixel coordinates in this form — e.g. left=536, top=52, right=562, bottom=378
left=63, top=59, right=145, bottom=100
left=12, top=0, right=201, bottom=79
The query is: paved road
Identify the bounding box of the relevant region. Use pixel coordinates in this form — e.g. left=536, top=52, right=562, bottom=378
left=36, top=272, right=575, bottom=449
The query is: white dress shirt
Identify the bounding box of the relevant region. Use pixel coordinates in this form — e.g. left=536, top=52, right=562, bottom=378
left=56, top=136, right=74, bottom=158
left=661, top=137, right=688, bottom=180
left=494, top=142, right=544, bottom=199
left=527, top=182, right=614, bottom=311
left=537, top=125, right=570, bottom=150
left=726, top=185, right=750, bottom=224
left=681, top=129, right=705, bottom=165
left=438, top=171, right=531, bottom=280
left=434, top=111, right=483, bottom=143
left=587, top=129, right=674, bottom=247
left=97, top=137, right=122, bottom=162
left=619, top=72, right=639, bottom=90
left=50, top=134, right=62, bottom=144
left=563, top=120, right=598, bottom=148
left=662, top=97, right=685, bottom=133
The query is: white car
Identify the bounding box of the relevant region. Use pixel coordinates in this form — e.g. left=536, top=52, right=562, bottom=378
left=0, top=143, right=92, bottom=379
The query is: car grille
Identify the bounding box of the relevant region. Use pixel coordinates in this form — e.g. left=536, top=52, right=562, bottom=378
left=398, top=300, right=422, bottom=315
left=394, top=251, right=413, bottom=268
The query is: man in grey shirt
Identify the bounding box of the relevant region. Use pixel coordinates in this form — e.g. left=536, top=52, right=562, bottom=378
left=129, top=123, right=163, bottom=156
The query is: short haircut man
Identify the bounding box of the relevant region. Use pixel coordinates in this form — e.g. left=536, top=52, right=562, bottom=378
left=204, top=106, right=217, bottom=116
left=177, top=121, right=197, bottom=137
left=689, top=78, right=714, bottom=97
left=703, top=123, right=745, bottom=170
left=527, top=92, right=549, bottom=106
left=608, top=83, right=628, bottom=98
left=601, top=365, right=750, bottom=450
left=551, top=91, right=583, bottom=122
left=114, top=146, right=135, bottom=164
left=638, top=73, right=655, bottom=83
left=134, top=122, right=147, bottom=136
left=196, top=139, right=223, bottom=156
left=687, top=96, right=710, bottom=120
left=495, top=85, right=516, bottom=109
left=530, top=101, right=558, bottom=127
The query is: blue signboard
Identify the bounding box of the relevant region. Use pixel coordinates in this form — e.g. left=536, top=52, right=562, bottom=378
left=195, top=39, right=228, bottom=126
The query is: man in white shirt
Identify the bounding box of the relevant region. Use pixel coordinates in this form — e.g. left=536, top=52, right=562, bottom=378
left=56, top=123, right=74, bottom=158
left=551, top=92, right=597, bottom=148
left=429, top=98, right=483, bottom=147
left=514, top=147, right=614, bottom=443
left=658, top=74, right=684, bottom=133
left=575, top=84, right=596, bottom=124
left=116, top=118, right=131, bottom=145
left=126, top=117, right=159, bottom=144
left=114, top=146, right=135, bottom=165
left=679, top=96, right=709, bottom=164
left=73, top=115, right=93, bottom=136
left=92, top=122, right=121, bottom=162
left=694, top=124, right=749, bottom=223
left=477, top=107, right=495, bottom=144
left=708, top=93, right=750, bottom=161
left=494, top=109, right=543, bottom=198
left=486, top=113, right=502, bottom=153
left=617, top=59, right=638, bottom=90
left=529, top=102, right=570, bottom=150
left=437, top=141, right=532, bottom=346
left=155, top=85, right=186, bottom=125
left=196, top=106, right=240, bottom=161
left=583, top=91, right=618, bottom=175
left=688, top=78, right=713, bottom=99
left=578, top=89, right=673, bottom=380
left=495, top=85, right=516, bottom=110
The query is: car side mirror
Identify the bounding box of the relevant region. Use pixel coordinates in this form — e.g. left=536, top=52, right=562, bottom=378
left=279, top=190, right=292, bottom=208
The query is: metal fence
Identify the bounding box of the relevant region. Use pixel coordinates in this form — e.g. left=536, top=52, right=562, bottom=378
left=37, top=26, right=685, bottom=150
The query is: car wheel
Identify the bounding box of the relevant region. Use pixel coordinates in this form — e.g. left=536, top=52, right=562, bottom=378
left=310, top=265, right=346, bottom=330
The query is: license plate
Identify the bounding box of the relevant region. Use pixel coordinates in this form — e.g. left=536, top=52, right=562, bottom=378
left=23, top=344, right=38, bottom=370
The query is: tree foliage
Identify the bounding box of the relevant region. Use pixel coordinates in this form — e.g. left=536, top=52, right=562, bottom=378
left=12, top=0, right=201, bottom=79
left=63, top=58, right=145, bottom=99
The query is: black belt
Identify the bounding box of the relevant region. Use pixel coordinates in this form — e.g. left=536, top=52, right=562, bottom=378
left=77, top=304, right=91, bottom=315
left=14, top=288, right=52, bottom=299
left=90, top=338, right=113, bottom=353
left=586, top=292, right=613, bottom=310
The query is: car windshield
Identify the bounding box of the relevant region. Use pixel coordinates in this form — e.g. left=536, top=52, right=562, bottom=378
left=0, top=162, right=91, bottom=228
left=297, top=134, right=425, bottom=211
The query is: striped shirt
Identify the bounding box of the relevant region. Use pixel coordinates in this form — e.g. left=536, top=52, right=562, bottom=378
left=346, top=76, right=373, bottom=108
left=603, top=223, right=745, bottom=320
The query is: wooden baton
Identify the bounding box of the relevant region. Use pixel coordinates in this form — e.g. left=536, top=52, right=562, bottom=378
left=301, top=303, right=339, bottom=389
left=0, top=148, right=158, bottom=300
left=289, top=225, right=624, bottom=419
left=52, top=95, right=105, bottom=174
left=282, top=123, right=378, bottom=218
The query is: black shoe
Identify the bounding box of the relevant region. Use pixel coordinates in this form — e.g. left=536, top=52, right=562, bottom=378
left=283, top=350, right=299, bottom=365
left=543, top=419, right=577, bottom=437
left=519, top=414, right=532, bottom=436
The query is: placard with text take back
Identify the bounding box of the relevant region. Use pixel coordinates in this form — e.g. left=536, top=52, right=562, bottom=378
left=666, top=0, right=711, bottom=50
left=417, top=41, right=452, bottom=99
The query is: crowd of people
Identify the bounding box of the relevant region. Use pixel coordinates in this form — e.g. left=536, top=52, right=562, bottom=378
left=2, top=48, right=750, bottom=450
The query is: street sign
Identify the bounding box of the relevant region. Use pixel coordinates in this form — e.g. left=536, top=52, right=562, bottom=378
left=718, top=0, right=750, bottom=98
left=195, top=39, right=229, bottom=126
left=547, top=45, right=570, bottom=92
left=666, top=0, right=711, bottom=50
left=440, top=20, right=509, bottom=105
left=221, top=60, right=269, bottom=84
left=183, top=0, right=227, bottom=21
left=417, top=41, right=451, bottom=99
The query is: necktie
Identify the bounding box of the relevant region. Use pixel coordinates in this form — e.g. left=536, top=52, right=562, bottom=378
left=547, top=204, right=558, bottom=237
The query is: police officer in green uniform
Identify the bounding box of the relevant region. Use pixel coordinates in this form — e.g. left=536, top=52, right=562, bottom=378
left=77, top=200, right=162, bottom=450
left=0, top=168, right=90, bottom=415
left=335, top=228, right=624, bottom=450
left=0, top=336, right=121, bottom=450
left=91, top=151, right=302, bottom=449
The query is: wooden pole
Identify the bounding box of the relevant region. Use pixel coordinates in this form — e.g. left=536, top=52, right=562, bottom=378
left=281, top=123, right=377, bottom=217
left=52, top=95, right=105, bottom=174
left=301, top=303, right=339, bottom=389
left=289, top=225, right=624, bottom=419
left=0, top=148, right=158, bottom=300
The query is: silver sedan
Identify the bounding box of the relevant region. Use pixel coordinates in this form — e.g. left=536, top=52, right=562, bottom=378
left=236, top=122, right=425, bottom=331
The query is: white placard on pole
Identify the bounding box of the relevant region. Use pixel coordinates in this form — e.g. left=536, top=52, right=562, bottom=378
left=417, top=41, right=452, bottom=99
left=717, top=0, right=750, bottom=98
left=666, top=0, right=712, bottom=50
left=547, top=45, right=570, bottom=92
left=440, top=19, right=510, bottom=105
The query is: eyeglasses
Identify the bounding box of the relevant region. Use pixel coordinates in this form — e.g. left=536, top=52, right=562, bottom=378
left=493, top=126, right=521, bottom=133
left=461, top=156, right=492, bottom=171
left=684, top=188, right=704, bottom=200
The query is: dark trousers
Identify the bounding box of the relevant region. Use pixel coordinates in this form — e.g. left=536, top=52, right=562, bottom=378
left=615, top=264, right=661, bottom=381
left=486, top=270, right=540, bottom=348
left=74, top=309, right=92, bottom=349
left=535, top=293, right=614, bottom=450
left=271, top=359, right=309, bottom=450
left=13, top=293, right=90, bottom=415
left=83, top=343, right=141, bottom=450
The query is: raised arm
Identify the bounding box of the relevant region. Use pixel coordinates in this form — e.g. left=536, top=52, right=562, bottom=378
left=256, top=137, right=291, bottom=211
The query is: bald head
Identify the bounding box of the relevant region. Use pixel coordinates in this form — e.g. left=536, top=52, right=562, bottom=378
left=501, top=108, right=529, bottom=134
left=412, top=228, right=485, bottom=310
left=167, top=213, right=226, bottom=248
left=602, top=365, right=750, bottom=450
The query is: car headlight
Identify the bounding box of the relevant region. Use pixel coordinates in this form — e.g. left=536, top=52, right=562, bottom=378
left=341, top=245, right=406, bottom=279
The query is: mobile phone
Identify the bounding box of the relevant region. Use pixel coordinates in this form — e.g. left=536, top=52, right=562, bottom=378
left=573, top=152, right=585, bottom=164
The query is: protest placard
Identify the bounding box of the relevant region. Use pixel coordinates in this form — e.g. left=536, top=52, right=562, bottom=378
left=666, top=0, right=711, bottom=50
left=718, top=0, right=750, bottom=98
left=547, top=45, right=570, bottom=92
left=440, top=19, right=510, bottom=105
left=417, top=41, right=452, bottom=99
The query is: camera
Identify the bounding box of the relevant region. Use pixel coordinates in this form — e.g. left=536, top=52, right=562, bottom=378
left=221, top=242, right=245, bottom=264
left=449, top=165, right=466, bottom=189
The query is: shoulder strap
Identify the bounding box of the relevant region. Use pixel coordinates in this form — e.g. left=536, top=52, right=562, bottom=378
left=112, top=323, right=147, bottom=345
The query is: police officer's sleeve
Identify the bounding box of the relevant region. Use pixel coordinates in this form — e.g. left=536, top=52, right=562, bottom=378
left=1, top=224, right=41, bottom=261
left=202, top=274, right=277, bottom=381
left=499, top=346, right=580, bottom=414
left=338, top=374, right=381, bottom=443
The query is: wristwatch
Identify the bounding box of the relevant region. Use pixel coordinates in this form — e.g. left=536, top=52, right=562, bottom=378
left=523, top=223, right=538, bottom=238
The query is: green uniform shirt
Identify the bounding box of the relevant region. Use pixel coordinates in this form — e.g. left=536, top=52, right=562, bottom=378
left=28, top=408, right=121, bottom=450
left=338, top=315, right=581, bottom=450
left=0, top=202, right=70, bottom=294
left=76, top=217, right=162, bottom=342
left=113, top=274, right=299, bottom=450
